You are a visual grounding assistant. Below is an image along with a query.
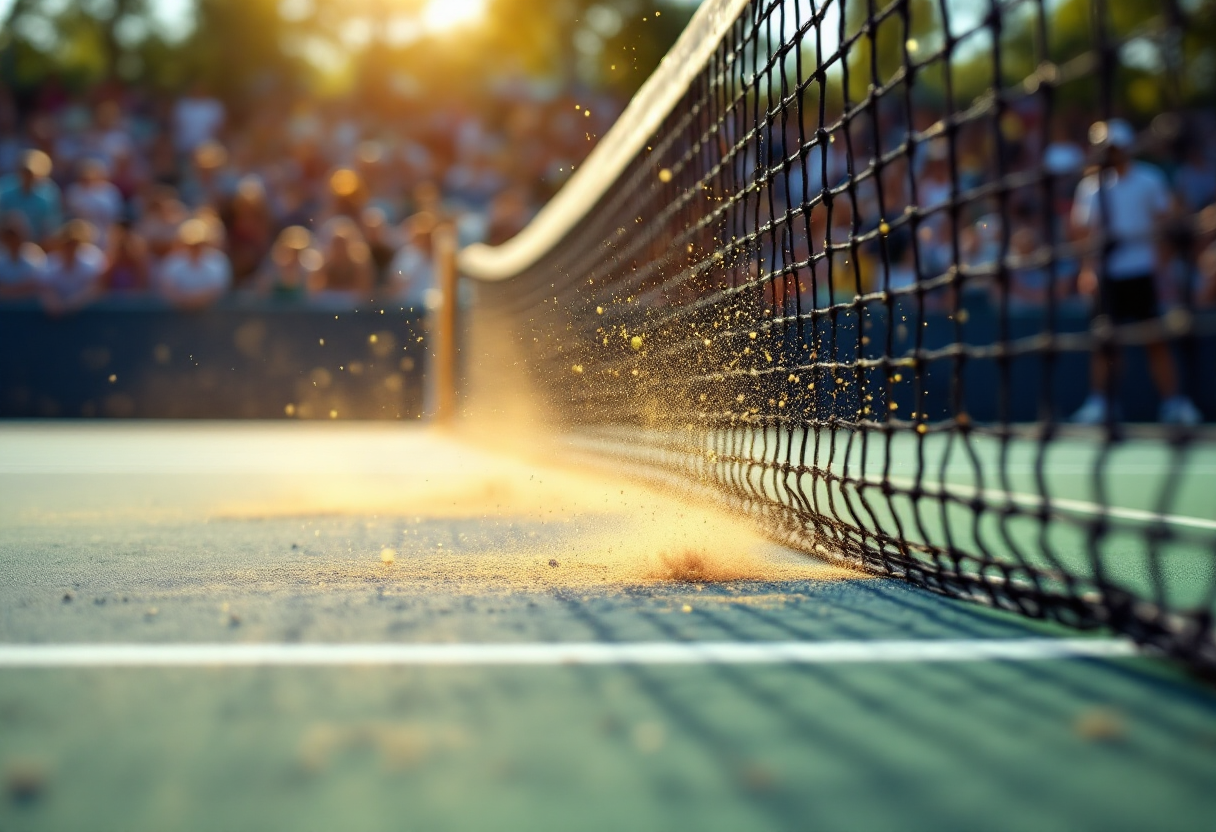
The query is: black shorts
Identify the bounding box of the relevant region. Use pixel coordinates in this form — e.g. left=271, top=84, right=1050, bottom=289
left=1096, top=274, right=1158, bottom=324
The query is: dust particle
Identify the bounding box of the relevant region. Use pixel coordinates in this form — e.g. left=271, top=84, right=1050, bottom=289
left=1074, top=708, right=1124, bottom=741
left=381, top=547, right=396, bottom=565
left=652, top=549, right=752, bottom=583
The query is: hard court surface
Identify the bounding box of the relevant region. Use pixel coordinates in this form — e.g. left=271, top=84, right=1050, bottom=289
left=0, top=422, right=1214, bottom=832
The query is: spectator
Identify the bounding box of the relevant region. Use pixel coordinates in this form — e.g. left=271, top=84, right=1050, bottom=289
left=257, top=225, right=320, bottom=302
left=1069, top=119, right=1201, bottom=425
left=387, top=211, right=437, bottom=308
left=0, top=150, right=62, bottom=244
left=173, top=83, right=226, bottom=156
left=86, top=100, right=134, bottom=168
left=313, top=216, right=373, bottom=298
left=360, top=206, right=398, bottom=283
left=1173, top=142, right=1216, bottom=214
left=137, top=185, right=188, bottom=261
left=66, top=159, right=123, bottom=246
left=40, top=219, right=105, bottom=315
left=0, top=212, right=46, bottom=298
left=225, top=176, right=273, bottom=286
left=101, top=222, right=151, bottom=293
left=157, top=218, right=232, bottom=309
left=180, top=141, right=233, bottom=209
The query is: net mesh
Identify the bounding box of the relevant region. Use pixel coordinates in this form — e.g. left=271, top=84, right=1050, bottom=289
left=470, top=0, right=1216, bottom=672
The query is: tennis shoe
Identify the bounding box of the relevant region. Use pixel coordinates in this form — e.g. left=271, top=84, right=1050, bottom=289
left=1070, top=395, right=1110, bottom=425
left=1160, top=396, right=1202, bottom=426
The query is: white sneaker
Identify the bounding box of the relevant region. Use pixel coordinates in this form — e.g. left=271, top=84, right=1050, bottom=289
left=1160, top=396, right=1203, bottom=426
left=1070, top=394, right=1110, bottom=425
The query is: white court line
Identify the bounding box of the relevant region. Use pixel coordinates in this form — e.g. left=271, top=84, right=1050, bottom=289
left=0, top=639, right=1137, bottom=668
left=882, top=476, right=1216, bottom=533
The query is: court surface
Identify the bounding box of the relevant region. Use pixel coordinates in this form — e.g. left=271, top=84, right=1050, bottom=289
left=1, top=422, right=1215, bottom=832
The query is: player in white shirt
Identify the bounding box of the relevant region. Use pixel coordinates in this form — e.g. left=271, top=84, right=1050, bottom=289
left=1069, top=119, right=1202, bottom=426
left=157, top=218, right=232, bottom=310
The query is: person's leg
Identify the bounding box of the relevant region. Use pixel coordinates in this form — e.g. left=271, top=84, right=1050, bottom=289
left=1145, top=341, right=1179, bottom=399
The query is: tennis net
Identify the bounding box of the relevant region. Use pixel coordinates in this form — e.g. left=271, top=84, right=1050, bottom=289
left=459, top=0, right=1216, bottom=672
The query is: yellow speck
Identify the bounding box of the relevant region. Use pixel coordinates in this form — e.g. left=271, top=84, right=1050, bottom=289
left=916, top=423, right=927, bottom=434
left=879, top=221, right=890, bottom=235
left=596, top=306, right=604, bottom=314
left=630, top=335, right=644, bottom=350
left=319, top=338, right=325, bottom=346
left=369, top=334, right=378, bottom=344
left=658, top=168, right=673, bottom=183
left=906, top=38, right=919, bottom=52
left=572, top=364, right=584, bottom=374
left=681, top=604, right=692, bottom=613
left=748, top=331, right=757, bottom=339
left=107, top=374, right=117, bottom=383
left=703, top=338, right=711, bottom=347
left=284, top=403, right=296, bottom=416
left=380, top=547, right=396, bottom=565
left=329, top=409, right=338, bottom=419
left=893, top=373, right=903, bottom=382
left=889, top=402, right=899, bottom=411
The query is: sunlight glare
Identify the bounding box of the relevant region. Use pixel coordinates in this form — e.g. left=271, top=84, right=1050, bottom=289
left=422, top=0, right=486, bottom=33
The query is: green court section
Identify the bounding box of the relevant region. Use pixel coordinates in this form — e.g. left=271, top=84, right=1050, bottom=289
left=578, top=426, right=1216, bottom=611
left=1, top=423, right=1215, bottom=831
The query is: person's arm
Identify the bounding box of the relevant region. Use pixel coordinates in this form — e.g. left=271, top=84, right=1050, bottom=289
left=1071, top=177, right=1098, bottom=296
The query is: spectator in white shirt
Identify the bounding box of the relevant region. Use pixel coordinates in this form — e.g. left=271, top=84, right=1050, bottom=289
left=387, top=211, right=438, bottom=309
left=172, top=84, right=226, bottom=156
left=40, top=219, right=105, bottom=315
left=158, top=218, right=232, bottom=310
left=66, top=158, right=123, bottom=247
left=0, top=212, right=45, bottom=298
left=1069, top=119, right=1201, bottom=425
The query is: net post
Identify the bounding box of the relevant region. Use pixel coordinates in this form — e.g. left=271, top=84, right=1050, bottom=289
left=432, top=222, right=458, bottom=425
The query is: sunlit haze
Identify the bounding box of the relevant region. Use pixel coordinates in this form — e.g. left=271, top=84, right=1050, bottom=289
left=421, top=0, right=488, bottom=33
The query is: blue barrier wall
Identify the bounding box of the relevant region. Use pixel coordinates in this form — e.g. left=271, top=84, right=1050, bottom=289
left=1, top=300, right=1210, bottom=423
left=0, top=300, right=427, bottom=419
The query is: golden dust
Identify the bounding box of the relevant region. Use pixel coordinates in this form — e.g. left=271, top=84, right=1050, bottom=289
left=630, top=335, right=644, bottom=350
left=596, top=306, right=604, bottom=314
left=658, top=168, right=673, bottom=183
left=380, top=547, right=396, bottom=565
left=572, top=364, right=584, bottom=374
left=285, top=403, right=296, bottom=416
left=329, top=409, right=338, bottom=419
left=879, top=221, right=890, bottom=235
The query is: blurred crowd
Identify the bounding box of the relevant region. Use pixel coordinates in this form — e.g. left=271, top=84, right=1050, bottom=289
left=765, top=100, right=1216, bottom=315
left=1, top=82, right=1214, bottom=321
left=0, top=82, right=621, bottom=313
